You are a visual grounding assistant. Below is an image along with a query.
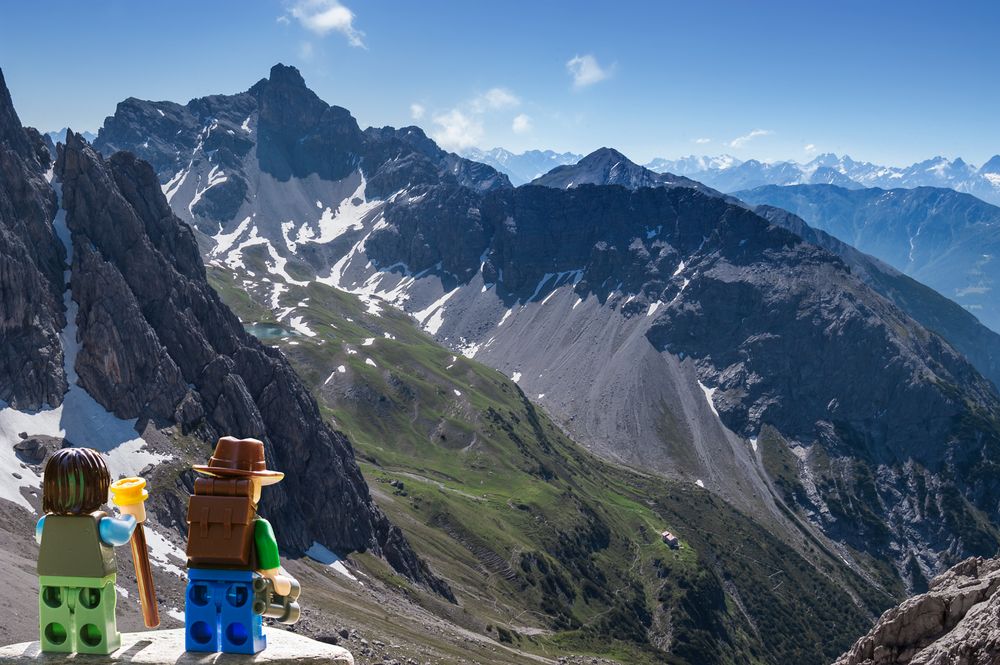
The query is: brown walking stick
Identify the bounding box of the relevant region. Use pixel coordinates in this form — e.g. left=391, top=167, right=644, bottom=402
left=110, top=477, right=160, bottom=628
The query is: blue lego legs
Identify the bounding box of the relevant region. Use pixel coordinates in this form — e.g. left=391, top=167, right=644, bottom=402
left=185, top=568, right=265, bottom=654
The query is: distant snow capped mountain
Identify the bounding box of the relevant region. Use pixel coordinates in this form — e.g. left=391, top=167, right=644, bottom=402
left=532, top=147, right=725, bottom=199
left=462, top=147, right=581, bottom=185
left=45, top=127, right=96, bottom=146
left=644, top=152, right=1000, bottom=204
left=645, top=154, right=740, bottom=175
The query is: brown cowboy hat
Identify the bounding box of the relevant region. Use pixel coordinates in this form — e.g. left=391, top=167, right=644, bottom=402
left=193, top=436, right=285, bottom=486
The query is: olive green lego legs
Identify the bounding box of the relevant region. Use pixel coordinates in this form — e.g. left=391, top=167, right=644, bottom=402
left=39, top=575, right=121, bottom=654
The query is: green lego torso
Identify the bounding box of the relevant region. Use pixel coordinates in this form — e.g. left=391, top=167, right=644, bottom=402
left=37, top=512, right=116, bottom=578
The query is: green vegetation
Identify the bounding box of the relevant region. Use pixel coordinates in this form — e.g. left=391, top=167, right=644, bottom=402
left=208, top=260, right=894, bottom=665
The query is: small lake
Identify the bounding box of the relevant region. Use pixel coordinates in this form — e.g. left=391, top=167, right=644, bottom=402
left=244, top=323, right=299, bottom=340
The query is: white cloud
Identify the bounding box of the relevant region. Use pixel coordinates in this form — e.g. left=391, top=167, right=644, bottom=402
left=693, top=137, right=711, bottom=144
left=729, top=129, right=773, bottom=149
left=410, top=103, right=425, bottom=120
left=804, top=143, right=817, bottom=153
left=277, top=15, right=290, bottom=25
left=289, top=0, right=365, bottom=47
left=431, top=109, right=484, bottom=151
left=512, top=114, right=532, bottom=134
left=471, top=87, right=520, bottom=112
left=566, top=54, right=612, bottom=89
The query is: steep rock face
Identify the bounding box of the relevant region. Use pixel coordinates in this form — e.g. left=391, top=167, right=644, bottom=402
left=755, top=204, right=1000, bottom=390
left=251, top=63, right=364, bottom=183
left=535, top=148, right=1000, bottom=392
left=736, top=184, right=1000, bottom=333
left=0, top=69, right=66, bottom=410
left=52, top=129, right=450, bottom=597
left=835, top=557, right=1000, bottom=665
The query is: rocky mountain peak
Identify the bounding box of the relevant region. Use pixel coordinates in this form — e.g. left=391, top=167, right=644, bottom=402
left=980, top=155, right=1000, bottom=174
left=268, top=62, right=308, bottom=88
left=532, top=146, right=723, bottom=197
left=581, top=146, right=629, bottom=164
left=0, top=69, right=36, bottom=162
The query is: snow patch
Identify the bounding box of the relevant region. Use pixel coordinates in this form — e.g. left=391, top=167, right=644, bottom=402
left=511, top=372, right=522, bottom=383
left=143, top=526, right=186, bottom=577
left=161, top=168, right=189, bottom=203
left=311, top=177, right=380, bottom=244
left=365, top=358, right=377, bottom=367
left=305, top=541, right=361, bottom=583
left=458, top=340, right=481, bottom=358
left=413, top=288, right=459, bottom=335
left=188, top=166, right=227, bottom=215
left=698, top=381, right=720, bottom=418
left=288, top=316, right=316, bottom=337
left=695, top=479, right=705, bottom=488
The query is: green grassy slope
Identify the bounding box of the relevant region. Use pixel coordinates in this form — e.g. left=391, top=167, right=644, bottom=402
left=208, top=255, right=892, bottom=665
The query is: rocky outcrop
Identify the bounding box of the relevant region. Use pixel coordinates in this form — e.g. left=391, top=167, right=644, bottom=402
left=835, top=557, right=1000, bottom=665
left=0, top=69, right=66, bottom=410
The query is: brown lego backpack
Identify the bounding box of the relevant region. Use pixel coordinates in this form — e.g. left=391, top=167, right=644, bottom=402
left=186, top=478, right=256, bottom=568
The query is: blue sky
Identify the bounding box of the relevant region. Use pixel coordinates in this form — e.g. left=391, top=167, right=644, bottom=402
left=1, top=0, right=997, bottom=166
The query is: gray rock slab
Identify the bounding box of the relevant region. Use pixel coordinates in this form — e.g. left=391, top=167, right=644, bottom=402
left=0, top=628, right=353, bottom=664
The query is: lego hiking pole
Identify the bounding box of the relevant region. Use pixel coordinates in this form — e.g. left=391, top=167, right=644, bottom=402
left=110, top=478, right=160, bottom=628
left=252, top=575, right=302, bottom=624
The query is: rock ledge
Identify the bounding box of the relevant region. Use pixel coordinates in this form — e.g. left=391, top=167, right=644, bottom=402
left=834, top=556, right=1000, bottom=665
left=0, top=628, right=353, bottom=664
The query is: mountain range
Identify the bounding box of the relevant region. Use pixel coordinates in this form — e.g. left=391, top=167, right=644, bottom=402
left=93, top=65, right=1000, bottom=597
left=465, top=148, right=1000, bottom=207
left=461, top=147, right=581, bottom=185
left=645, top=152, right=1000, bottom=205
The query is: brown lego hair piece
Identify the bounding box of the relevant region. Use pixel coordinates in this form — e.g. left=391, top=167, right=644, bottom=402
left=42, top=448, right=111, bottom=515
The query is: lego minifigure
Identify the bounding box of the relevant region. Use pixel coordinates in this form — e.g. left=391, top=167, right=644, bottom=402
left=35, top=448, right=138, bottom=655
left=184, top=436, right=300, bottom=654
